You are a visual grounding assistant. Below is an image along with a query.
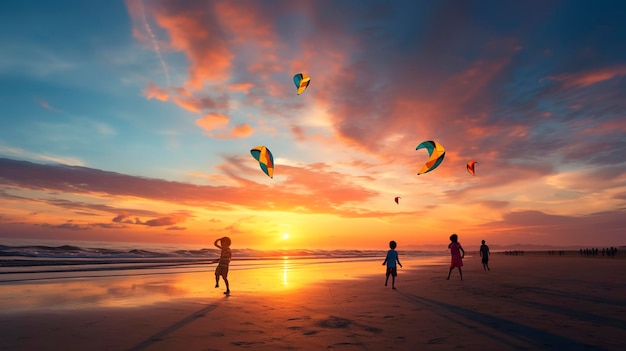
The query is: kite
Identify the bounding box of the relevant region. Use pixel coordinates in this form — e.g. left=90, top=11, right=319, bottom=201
left=293, top=73, right=311, bottom=95
left=250, top=146, right=274, bottom=178
left=416, top=140, right=446, bottom=175
left=394, top=196, right=401, bottom=204
left=467, top=160, right=478, bottom=176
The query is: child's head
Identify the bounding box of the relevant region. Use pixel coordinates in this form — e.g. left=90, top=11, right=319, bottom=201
left=481, top=239, right=485, bottom=244
left=449, top=234, right=458, bottom=243
left=221, top=236, right=231, bottom=247
left=389, top=240, right=397, bottom=249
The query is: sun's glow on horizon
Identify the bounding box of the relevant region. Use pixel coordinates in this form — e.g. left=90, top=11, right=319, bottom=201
left=282, top=233, right=290, bottom=239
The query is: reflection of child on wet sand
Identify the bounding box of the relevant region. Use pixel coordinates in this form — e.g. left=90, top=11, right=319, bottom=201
left=447, top=234, right=465, bottom=280
left=214, top=237, right=231, bottom=295
left=382, top=240, right=403, bottom=289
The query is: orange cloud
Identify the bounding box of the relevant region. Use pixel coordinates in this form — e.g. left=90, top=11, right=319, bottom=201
left=142, top=82, right=228, bottom=114
left=143, top=82, right=169, bottom=101
left=213, top=1, right=277, bottom=48
left=547, top=65, right=626, bottom=88
left=213, top=124, right=253, bottom=139
left=228, top=82, right=254, bottom=93
left=152, top=4, right=233, bottom=89
left=195, top=113, right=230, bottom=132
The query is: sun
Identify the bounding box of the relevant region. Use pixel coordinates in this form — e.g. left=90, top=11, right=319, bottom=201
left=282, top=233, right=290, bottom=239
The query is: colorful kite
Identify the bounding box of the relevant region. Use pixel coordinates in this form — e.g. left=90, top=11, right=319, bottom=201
left=416, top=140, right=446, bottom=175
left=293, top=73, right=311, bottom=95
left=250, top=146, right=274, bottom=178
left=394, top=196, right=401, bottom=204
left=467, top=160, right=478, bottom=176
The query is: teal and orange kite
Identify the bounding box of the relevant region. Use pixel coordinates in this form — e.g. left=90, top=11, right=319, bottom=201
left=416, top=140, right=445, bottom=175
left=250, top=145, right=274, bottom=178
left=293, top=73, right=310, bottom=95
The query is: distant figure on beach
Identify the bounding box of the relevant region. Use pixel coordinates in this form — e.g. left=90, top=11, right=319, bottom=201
left=480, top=240, right=490, bottom=271
left=447, top=234, right=465, bottom=280
left=214, top=236, right=232, bottom=295
left=382, top=240, right=403, bottom=289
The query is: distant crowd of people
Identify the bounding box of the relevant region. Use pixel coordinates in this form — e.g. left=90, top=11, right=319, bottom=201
left=580, top=247, right=619, bottom=257
left=548, top=250, right=565, bottom=255
left=502, top=250, right=524, bottom=256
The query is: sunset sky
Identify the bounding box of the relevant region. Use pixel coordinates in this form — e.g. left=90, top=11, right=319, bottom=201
left=1, top=0, right=625, bottom=250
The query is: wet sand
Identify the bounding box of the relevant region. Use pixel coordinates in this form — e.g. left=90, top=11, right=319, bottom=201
left=0, top=253, right=624, bottom=350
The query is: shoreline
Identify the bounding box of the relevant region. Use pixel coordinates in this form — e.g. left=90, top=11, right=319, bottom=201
left=0, top=253, right=624, bottom=350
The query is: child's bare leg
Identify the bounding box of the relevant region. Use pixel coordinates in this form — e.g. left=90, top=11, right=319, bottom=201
left=215, top=273, right=219, bottom=288
left=459, top=268, right=463, bottom=280
left=224, top=277, right=230, bottom=294
left=447, top=267, right=453, bottom=280
left=392, top=276, right=396, bottom=289
left=385, top=273, right=389, bottom=286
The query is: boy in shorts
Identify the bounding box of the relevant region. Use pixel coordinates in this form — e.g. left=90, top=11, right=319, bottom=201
left=382, top=240, right=403, bottom=289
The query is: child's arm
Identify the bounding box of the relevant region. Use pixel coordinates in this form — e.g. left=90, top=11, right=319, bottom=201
left=396, top=257, right=403, bottom=268
left=460, top=245, right=465, bottom=258
left=382, top=257, right=387, bottom=265
left=214, top=238, right=222, bottom=249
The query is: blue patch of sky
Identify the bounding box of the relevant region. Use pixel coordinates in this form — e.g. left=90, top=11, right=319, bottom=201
left=0, top=0, right=211, bottom=180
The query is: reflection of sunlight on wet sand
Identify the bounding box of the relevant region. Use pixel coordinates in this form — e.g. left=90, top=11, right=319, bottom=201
left=283, top=256, right=289, bottom=286
left=0, top=256, right=446, bottom=313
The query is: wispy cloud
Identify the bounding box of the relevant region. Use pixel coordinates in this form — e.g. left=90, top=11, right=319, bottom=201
left=36, top=99, right=61, bottom=112
left=0, top=146, right=84, bottom=166
left=126, top=0, right=171, bottom=86
left=546, top=65, right=626, bottom=88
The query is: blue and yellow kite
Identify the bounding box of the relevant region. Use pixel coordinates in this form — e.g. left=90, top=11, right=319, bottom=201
left=250, top=145, right=274, bottom=178
left=416, top=140, right=445, bottom=175
left=293, top=73, right=311, bottom=95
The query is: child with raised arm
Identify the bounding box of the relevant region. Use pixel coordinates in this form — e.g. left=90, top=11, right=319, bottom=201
left=214, top=236, right=232, bottom=295
left=382, top=240, right=403, bottom=289
left=447, top=234, right=465, bottom=280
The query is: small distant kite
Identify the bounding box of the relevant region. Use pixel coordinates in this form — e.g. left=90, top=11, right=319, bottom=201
left=467, top=160, right=478, bottom=176
left=394, top=196, right=401, bottom=204
left=416, top=140, right=446, bottom=175
left=293, top=73, right=311, bottom=95
left=250, top=146, right=274, bottom=178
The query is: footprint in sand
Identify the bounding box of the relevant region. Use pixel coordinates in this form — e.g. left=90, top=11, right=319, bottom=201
left=317, top=316, right=352, bottom=329
left=327, top=342, right=365, bottom=350
left=426, top=337, right=447, bottom=344
left=231, top=341, right=265, bottom=346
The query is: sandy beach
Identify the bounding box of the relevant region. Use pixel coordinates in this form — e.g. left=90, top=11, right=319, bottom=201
left=1, top=252, right=624, bottom=351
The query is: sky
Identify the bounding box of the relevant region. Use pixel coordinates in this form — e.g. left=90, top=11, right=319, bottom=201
left=0, top=0, right=625, bottom=250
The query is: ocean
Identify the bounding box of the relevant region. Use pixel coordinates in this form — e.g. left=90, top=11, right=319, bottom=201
left=0, top=238, right=448, bottom=281
left=0, top=238, right=450, bottom=312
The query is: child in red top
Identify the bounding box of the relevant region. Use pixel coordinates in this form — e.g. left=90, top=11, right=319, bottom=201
left=447, top=233, right=465, bottom=280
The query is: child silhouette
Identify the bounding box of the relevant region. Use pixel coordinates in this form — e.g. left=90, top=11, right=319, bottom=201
left=382, top=240, right=403, bottom=289
left=214, top=237, right=232, bottom=295
left=447, top=234, right=465, bottom=280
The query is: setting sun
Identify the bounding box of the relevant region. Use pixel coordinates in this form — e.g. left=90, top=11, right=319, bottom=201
left=282, top=233, right=290, bottom=239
